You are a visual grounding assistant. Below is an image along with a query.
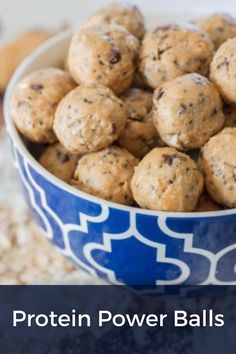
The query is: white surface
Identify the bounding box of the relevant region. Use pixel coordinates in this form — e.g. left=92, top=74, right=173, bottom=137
left=1, top=0, right=236, bottom=44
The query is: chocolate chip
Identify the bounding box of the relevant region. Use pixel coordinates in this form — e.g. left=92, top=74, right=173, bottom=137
left=83, top=98, right=93, bottom=104
left=216, top=27, right=224, bottom=33
left=179, top=103, right=187, bottom=114
left=57, top=151, right=70, bottom=163
left=119, top=181, right=125, bottom=186
left=217, top=57, right=230, bottom=70
left=163, top=154, right=174, bottom=166
left=211, top=108, right=218, bottom=116
left=109, top=50, right=121, bottom=64
left=157, top=46, right=172, bottom=57
left=110, top=123, right=117, bottom=134
left=30, top=84, right=44, bottom=92
left=155, top=88, right=164, bottom=100
left=99, top=59, right=105, bottom=66
left=122, top=162, right=129, bottom=168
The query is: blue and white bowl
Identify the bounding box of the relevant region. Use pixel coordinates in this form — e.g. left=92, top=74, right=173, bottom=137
left=4, top=29, right=236, bottom=287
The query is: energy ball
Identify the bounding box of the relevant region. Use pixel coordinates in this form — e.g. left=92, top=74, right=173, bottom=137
left=131, top=147, right=204, bottom=212
left=81, top=3, right=145, bottom=39
left=119, top=88, right=153, bottom=121
left=210, top=38, right=236, bottom=103
left=197, top=13, right=236, bottom=49
left=153, top=73, right=225, bottom=150
left=224, top=105, right=236, bottom=127
left=118, top=118, right=159, bottom=158
left=139, top=24, right=214, bottom=89
left=118, top=88, right=159, bottom=157
left=194, top=192, right=221, bottom=212
left=53, top=84, right=127, bottom=154
left=10, top=68, right=76, bottom=143
left=72, top=146, right=138, bottom=205
left=200, top=128, right=236, bottom=208
left=39, top=143, right=79, bottom=183
left=68, top=24, right=139, bottom=94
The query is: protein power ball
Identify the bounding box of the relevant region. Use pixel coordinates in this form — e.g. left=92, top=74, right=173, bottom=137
left=200, top=128, right=236, bottom=208
left=53, top=84, right=127, bottom=154
left=153, top=73, right=225, bottom=150
left=131, top=147, right=204, bottom=212
left=118, top=88, right=159, bottom=157
left=210, top=38, right=236, bottom=103
left=10, top=68, right=76, bottom=143
left=197, top=13, right=236, bottom=49
left=68, top=24, right=139, bottom=94
left=72, top=146, right=138, bottom=205
left=139, top=24, right=214, bottom=89
left=81, top=3, right=145, bottom=40
left=39, top=143, right=79, bottom=183
left=119, top=88, right=153, bottom=121
left=118, top=118, right=159, bottom=158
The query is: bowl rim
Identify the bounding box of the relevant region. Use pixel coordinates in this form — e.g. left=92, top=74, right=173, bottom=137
left=4, top=28, right=236, bottom=220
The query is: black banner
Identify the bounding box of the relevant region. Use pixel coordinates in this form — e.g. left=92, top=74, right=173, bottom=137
left=0, top=286, right=235, bottom=353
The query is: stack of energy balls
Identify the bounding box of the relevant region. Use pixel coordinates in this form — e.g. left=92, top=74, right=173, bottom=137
left=9, top=4, right=236, bottom=212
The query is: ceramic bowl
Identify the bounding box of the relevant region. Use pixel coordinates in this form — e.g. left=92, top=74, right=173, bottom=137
left=4, top=29, right=236, bottom=287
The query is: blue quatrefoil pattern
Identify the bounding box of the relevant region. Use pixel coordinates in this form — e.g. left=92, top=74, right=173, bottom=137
left=13, top=143, right=236, bottom=286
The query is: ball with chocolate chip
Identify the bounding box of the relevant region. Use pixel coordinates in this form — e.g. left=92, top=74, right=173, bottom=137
left=118, top=118, right=160, bottom=158
left=210, top=38, right=236, bottom=103
left=131, top=147, right=204, bottom=212
left=53, top=84, right=127, bottom=154
left=72, top=146, right=138, bottom=205
left=68, top=24, right=139, bottom=94
left=139, top=24, right=214, bottom=89
left=119, top=88, right=153, bottom=121
left=81, top=3, right=145, bottom=39
left=153, top=73, right=225, bottom=150
left=200, top=128, right=236, bottom=208
left=197, top=13, right=236, bottom=50
left=10, top=68, right=76, bottom=143
left=39, top=143, right=79, bottom=183
left=117, top=88, right=159, bottom=157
